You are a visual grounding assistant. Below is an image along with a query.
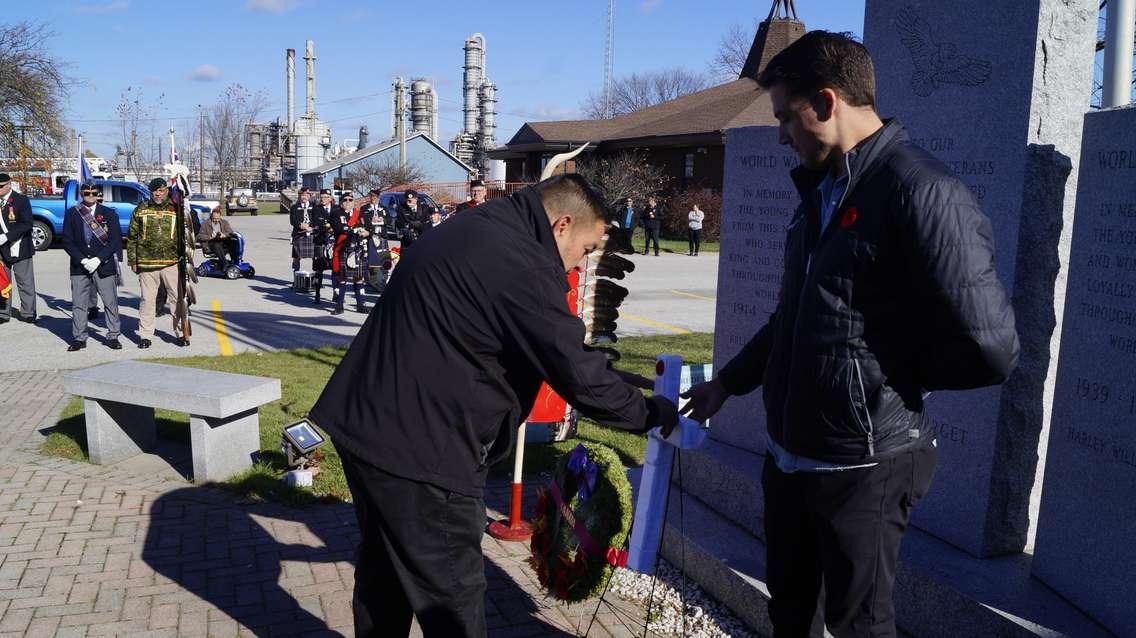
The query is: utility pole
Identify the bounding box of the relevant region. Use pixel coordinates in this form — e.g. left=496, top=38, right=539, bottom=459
left=395, top=78, right=407, bottom=169
left=1103, top=0, right=1136, bottom=107
left=198, top=106, right=205, bottom=194
left=14, top=124, right=33, bottom=192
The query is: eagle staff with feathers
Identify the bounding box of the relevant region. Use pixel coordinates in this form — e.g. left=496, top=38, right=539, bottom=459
left=308, top=147, right=679, bottom=638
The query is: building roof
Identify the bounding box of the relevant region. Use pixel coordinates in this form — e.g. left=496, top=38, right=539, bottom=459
left=302, top=133, right=472, bottom=175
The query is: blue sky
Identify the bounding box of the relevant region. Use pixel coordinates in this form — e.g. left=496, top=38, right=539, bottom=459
left=17, top=0, right=864, bottom=158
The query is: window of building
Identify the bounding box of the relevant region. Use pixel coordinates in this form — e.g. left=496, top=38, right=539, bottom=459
left=684, top=153, right=695, bottom=178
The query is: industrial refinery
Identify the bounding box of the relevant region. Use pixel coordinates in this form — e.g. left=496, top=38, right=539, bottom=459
left=245, top=32, right=500, bottom=191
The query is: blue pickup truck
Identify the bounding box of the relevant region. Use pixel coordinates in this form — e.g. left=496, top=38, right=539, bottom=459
left=28, top=179, right=210, bottom=250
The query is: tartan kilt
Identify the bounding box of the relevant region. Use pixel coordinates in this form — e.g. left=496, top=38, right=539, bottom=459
left=292, top=235, right=315, bottom=259
left=337, top=248, right=366, bottom=281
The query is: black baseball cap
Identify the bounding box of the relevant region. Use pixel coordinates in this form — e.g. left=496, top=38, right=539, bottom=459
left=319, top=188, right=332, bottom=196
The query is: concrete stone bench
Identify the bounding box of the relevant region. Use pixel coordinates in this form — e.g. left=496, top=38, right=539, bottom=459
left=62, top=361, right=281, bottom=483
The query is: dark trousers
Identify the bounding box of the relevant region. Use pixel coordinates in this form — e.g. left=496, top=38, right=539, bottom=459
left=0, top=258, right=35, bottom=319
left=205, top=238, right=238, bottom=267
left=688, top=228, right=701, bottom=254
left=70, top=273, right=120, bottom=341
left=339, top=448, right=487, bottom=638
left=762, top=443, right=936, bottom=638
left=643, top=226, right=660, bottom=255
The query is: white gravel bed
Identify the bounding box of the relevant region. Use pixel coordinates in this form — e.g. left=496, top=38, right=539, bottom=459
left=609, top=560, right=759, bottom=637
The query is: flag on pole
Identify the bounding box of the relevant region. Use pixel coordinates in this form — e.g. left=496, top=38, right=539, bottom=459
left=77, top=134, right=92, bottom=182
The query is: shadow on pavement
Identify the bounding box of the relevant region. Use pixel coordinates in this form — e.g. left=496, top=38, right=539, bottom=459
left=143, top=486, right=357, bottom=637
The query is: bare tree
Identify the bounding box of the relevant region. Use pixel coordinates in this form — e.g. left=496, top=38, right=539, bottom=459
left=0, top=22, right=70, bottom=160
left=575, top=152, right=670, bottom=216
left=203, top=84, right=268, bottom=197
left=115, top=87, right=165, bottom=174
left=344, top=156, right=426, bottom=194
left=710, top=20, right=760, bottom=82
left=581, top=68, right=711, bottom=119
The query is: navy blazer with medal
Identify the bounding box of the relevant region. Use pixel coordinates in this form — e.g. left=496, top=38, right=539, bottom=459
left=0, top=191, right=34, bottom=263
left=62, top=203, right=122, bottom=278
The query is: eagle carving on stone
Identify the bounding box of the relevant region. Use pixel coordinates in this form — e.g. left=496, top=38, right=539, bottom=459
left=894, top=7, right=991, bottom=97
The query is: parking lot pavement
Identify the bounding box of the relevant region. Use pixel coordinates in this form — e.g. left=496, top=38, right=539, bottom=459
left=4, top=214, right=718, bottom=372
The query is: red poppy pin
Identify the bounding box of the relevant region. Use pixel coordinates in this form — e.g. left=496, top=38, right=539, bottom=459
left=95, top=214, right=105, bottom=223
left=839, top=207, right=859, bottom=229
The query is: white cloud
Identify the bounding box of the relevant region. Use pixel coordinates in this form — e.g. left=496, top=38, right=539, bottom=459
left=188, top=64, right=222, bottom=82
left=246, top=0, right=301, bottom=14
left=639, top=0, right=661, bottom=14
left=73, top=0, right=129, bottom=14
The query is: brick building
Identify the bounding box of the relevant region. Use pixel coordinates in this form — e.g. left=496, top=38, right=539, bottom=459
left=488, top=5, right=805, bottom=193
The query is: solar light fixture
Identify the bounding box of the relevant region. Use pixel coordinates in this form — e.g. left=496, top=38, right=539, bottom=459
left=281, top=418, right=326, bottom=470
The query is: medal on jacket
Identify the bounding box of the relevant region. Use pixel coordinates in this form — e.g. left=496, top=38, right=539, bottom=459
left=5, top=207, right=12, bottom=222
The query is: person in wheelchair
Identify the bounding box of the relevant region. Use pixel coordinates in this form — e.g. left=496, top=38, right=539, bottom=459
left=197, top=207, right=239, bottom=270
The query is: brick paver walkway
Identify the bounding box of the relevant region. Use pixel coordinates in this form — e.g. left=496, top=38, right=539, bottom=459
left=0, top=371, right=655, bottom=637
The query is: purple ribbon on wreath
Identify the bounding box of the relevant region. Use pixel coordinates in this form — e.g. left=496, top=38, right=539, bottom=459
left=567, top=444, right=599, bottom=501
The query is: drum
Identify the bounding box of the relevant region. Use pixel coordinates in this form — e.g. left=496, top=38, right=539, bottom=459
left=293, top=270, right=315, bottom=293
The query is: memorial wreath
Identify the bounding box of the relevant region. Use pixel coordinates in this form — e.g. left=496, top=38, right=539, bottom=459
left=528, top=442, right=633, bottom=602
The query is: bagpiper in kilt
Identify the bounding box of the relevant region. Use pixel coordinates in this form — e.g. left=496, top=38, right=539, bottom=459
left=309, top=189, right=337, bottom=304
left=290, top=187, right=317, bottom=266
left=330, top=192, right=367, bottom=315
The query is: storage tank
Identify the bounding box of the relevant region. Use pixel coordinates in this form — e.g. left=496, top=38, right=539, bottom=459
left=293, top=116, right=330, bottom=173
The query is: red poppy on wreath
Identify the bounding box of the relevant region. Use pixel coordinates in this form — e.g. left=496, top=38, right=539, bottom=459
left=605, top=547, right=629, bottom=568
left=839, top=207, right=859, bottom=229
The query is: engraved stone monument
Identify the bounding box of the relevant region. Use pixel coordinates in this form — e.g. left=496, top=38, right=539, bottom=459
left=863, top=0, right=1098, bottom=556
left=1033, top=106, right=1136, bottom=637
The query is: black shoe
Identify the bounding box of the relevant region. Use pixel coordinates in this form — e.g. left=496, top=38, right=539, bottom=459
left=138, top=339, right=151, bottom=349
left=356, top=303, right=367, bottom=313
left=88, top=308, right=99, bottom=320
left=106, top=339, right=122, bottom=350
left=313, top=294, right=322, bottom=304
left=68, top=341, right=86, bottom=352
left=331, top=305, right=344, bottom=316
left=175, top=337, right=189, bottom=347
left=18, top=315, right=36, bottom=324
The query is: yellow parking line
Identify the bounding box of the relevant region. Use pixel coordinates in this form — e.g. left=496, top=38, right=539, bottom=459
left=670, top=289, right=716, bottom=302
left=620, top=312, right=691, bottom=334
left=211, top=299, right=233, bottom=356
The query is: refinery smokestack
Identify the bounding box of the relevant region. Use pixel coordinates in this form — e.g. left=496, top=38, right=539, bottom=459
left=462, top=33, right=486, bottom=136
left=304, top=39, right=316, bottom=118
left=286, top=48, right=295, bottom=132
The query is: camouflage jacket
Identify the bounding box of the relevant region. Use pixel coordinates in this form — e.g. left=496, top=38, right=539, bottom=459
left=126, top=199, right=193, bottom=272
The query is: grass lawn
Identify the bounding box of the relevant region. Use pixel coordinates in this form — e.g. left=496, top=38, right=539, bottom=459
left=43, top=333, right=714, bottom=505
left=629, top=228, right=719, bottom=254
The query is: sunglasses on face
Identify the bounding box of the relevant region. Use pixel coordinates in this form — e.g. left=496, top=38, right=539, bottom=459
left=343, top=198, right=353, bottom=202
left=82, top=190, right=99, bottom=196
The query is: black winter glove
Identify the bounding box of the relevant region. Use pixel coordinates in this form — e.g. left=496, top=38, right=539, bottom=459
left=644, top=395, right=679, bottom=438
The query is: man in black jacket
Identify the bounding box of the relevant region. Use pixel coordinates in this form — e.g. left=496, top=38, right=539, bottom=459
left=395, top=189, right=430, bottom=247
left=310, top=174, right=678, bottom=638
left=682, top=32, right=1019, bottom=637
left=641, top=195, right=661, bottom=256
left=62, top=182, right=122, bottom=350
left=0, top=173, right=37, bottom=323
